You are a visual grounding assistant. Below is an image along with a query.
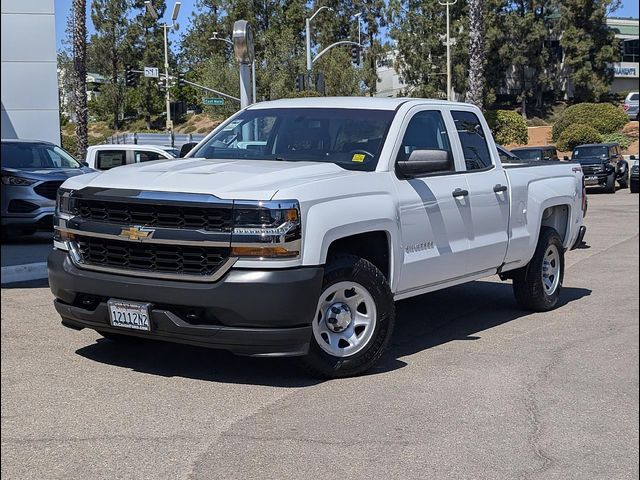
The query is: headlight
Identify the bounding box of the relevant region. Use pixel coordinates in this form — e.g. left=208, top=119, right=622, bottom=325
left=55, top=188, right=76, bottom=215
left=231, top=200, right=301, bottom=259
left=1, top=176, right=36, bottom=186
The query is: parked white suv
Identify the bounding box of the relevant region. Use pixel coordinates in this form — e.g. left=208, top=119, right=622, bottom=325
left=84, top=144, right=177, bottom=170
left=49, top=98, right=587, bottom=377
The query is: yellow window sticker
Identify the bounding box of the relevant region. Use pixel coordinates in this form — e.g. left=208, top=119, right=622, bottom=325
left=352, top=153, right=366, bottom=163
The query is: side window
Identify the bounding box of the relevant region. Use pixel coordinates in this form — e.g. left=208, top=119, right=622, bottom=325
left=396, top=110, right=452, bottom=171
left=451, top=110, right=493, bottom=171
left=96, top=150, right=127, bottom=170
left=135, top=150, right=164, bottom=163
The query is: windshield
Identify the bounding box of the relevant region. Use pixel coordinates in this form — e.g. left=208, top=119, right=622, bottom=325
left=513, top=149, right=543, bottom=161
left=1, top=142, right=81, bottom=169
left=572, top=146, right=608, bottom=160
left=189, top=108, right=395, bottom=171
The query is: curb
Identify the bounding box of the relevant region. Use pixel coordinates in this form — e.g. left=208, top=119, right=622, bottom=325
left=1, top=262, right=48, bottom=285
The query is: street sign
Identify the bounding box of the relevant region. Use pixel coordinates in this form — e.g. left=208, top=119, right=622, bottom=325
left=144, top=67, right=159, bottom=78
left=203, top=98, right=225, bottom=106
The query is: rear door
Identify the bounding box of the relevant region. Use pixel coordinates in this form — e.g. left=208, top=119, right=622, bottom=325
left=449, top=109, right=510, bottom=273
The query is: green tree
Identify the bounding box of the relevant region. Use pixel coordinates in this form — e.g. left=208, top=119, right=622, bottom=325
left=129, top=0, right=169, bottom=129
left=556, top=0, right=619, bottom=102
left=72, top=0, right=88, bottom=157
left=89, top=0, right=131, bottom=128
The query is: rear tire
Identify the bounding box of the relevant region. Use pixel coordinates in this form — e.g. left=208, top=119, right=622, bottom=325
left=301, top=255, right=395, bottom=378
left=604, top=173, right=616, bottom=193
left=618, top=173, right=629, bottom=189
left=512, top=227, right=565, bottom=312
left=631, top=182, right=639, bottom=194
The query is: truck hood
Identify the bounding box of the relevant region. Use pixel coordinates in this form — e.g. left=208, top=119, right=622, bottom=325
left=61, top=157, right=357, bottom=200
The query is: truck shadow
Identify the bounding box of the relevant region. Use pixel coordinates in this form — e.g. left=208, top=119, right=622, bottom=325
left=75, top=280, right=591, bottom=386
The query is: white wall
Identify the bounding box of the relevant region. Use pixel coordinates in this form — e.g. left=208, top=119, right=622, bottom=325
left=1, top=0, right=60, bottom=145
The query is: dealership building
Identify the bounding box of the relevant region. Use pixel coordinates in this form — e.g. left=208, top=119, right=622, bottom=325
left=608, top=17, right=639, bottom=93
left=1, top=0, right=60, bottom=145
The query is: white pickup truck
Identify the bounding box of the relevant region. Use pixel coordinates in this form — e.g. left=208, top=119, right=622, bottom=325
left=49, top=98, right=587, bottom=378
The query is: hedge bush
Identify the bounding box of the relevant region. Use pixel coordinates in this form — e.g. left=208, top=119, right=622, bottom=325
left=556, top=124, right=603, bottom=151
left=552, top=103, right=628, bottom=141
left=485, top=110, right=528, bottom=145
left=602, top=132, right=632, bottom=150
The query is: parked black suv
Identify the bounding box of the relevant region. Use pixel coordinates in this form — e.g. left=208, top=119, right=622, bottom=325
left=571, top=143, right=629, bottom=194
left=511, top=145, right=559, bottom=162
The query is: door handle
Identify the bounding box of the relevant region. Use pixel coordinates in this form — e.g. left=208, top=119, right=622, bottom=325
left=452, top=188, right=469, bottom=198
left=493, top=184, right=508, bottom=193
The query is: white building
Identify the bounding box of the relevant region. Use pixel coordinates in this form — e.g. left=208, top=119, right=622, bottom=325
left=1, top=0, right=60, bottom=144
left=607, top=17, right=639, bottom=94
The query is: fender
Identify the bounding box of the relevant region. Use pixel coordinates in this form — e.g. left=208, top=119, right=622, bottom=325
left=301, top=193, right=401, bottom=289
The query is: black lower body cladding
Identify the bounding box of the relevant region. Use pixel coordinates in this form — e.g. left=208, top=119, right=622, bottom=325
left=48, top=250, right=324, bottom=356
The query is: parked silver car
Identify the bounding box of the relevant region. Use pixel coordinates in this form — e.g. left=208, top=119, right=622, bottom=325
left=623, top=91, right=639, bottom=121
left=1, top=139, right=92, bottom=235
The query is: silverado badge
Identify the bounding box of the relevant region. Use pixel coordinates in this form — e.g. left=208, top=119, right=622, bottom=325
left=120, top=226, right=155, bottom=241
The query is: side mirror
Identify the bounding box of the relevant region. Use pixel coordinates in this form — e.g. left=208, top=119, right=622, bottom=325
left=563, top=156, right=570, bottom=161
left=396, top=149, right=452, bottom=178
left=179, top=142, right=198, bottom=158
left=81, top=160, right=89, bottom=167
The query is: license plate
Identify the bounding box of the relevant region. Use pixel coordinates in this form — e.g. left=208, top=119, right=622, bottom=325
left=585, top=176, right=599, bottom=185
left=108, top=299, right=151, bottom=331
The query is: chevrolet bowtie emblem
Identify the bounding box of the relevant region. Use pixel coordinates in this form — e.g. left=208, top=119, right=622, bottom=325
left=120, top=226, right=154, bottom=241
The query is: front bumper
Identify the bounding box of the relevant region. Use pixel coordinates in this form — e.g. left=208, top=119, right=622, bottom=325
left=48, top=249, right=323, bottom=356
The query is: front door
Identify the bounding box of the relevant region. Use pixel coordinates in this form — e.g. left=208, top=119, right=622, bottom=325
left=394, top=108, right=472, bottom=294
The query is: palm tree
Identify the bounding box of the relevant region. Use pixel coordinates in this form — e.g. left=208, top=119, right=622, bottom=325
left=72, top=0, right=88, bottom=159
left=466, top=0, right=485, bottom=108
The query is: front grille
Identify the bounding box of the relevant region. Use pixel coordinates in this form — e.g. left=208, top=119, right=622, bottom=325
left=75, top=199, right=233, bottom=231
left=34, top=181, right=63, bottom=200
left=73, top=235, right=230, bottom=277
left=581, top=165, right=603, bottom=175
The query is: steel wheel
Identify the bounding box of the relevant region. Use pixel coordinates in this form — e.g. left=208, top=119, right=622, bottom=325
left=312, top=281, right=377, bottom=358
left=542, top=244, right=561, bottom=295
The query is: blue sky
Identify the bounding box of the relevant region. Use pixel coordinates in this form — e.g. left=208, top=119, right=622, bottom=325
left=54, top=0, right=640, bottom=52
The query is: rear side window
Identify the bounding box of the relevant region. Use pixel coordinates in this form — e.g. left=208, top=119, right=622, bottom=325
left=397, top=110, right=452, bottom=171
left=451, top=111, right=493, bottom=170
left=135, top=150, right=165, bottom=163
left=97, top=150, right=126, bottom=170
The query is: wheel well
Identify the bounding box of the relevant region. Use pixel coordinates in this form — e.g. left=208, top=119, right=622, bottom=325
left=541, top=205, right=569, bottom=244
left=326, top=231, right=390, bottom=280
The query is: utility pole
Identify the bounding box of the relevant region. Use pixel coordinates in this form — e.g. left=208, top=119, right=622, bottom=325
left=145, top=1, right=181, bottom=131
left=439, top=0, right=456, bottom=101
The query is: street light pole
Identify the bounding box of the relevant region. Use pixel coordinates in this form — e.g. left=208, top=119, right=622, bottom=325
left=163, top=24, right=170, bottom=130
left=439, top=0, right=456, bottom=101
left=145, top=1, right=181, bottom=131
left=305, top=6, right=334, bottom=74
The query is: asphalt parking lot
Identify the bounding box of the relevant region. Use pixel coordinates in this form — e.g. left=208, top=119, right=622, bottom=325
left=1, top=190, right=638, bottom=480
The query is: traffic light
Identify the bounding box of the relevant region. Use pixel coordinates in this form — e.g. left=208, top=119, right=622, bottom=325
left=351, top=45, right=361, bottom=66
left=295, top=74, right=306, bottom=92
left=125, top=64, right=137, bottom=87
left=618, top=39, right=626, bottom=59
left=177, top=72, right=186, bottom=88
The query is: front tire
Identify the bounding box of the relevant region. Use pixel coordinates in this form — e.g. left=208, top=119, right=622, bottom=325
left=604, top=173, right=616, bottom=193
left=512, top=227, right=565, bottom=312
left=301, top=255, right=395, bottom=378
left=631, top=181, right=639, bottom=194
